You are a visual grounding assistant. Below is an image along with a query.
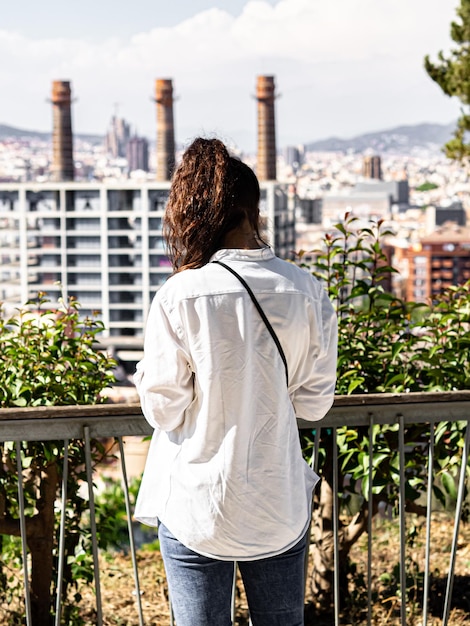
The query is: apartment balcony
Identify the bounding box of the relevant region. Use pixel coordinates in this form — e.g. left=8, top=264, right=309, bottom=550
left=1, top=392, right=469, bottom=626
left=34, top=275, right=62, bottom=287
left=437, top=271, right=454, bottom=281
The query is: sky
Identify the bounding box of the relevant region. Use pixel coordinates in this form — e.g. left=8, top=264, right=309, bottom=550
left=0, top=0, right=461, bottom=153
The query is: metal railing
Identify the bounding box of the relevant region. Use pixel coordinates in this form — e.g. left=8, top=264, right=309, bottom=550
left=1, top=391, right=469, bottom=625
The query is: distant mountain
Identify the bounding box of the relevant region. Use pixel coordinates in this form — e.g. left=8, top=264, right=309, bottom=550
left=0, top=120, right=456, bottom=154
left=305, top=122, right=455, bottom=154
left=0, top=123, right=103, bottom=144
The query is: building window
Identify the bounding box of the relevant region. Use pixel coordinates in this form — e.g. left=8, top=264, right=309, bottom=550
left=68, top=237, right=101, bottom=249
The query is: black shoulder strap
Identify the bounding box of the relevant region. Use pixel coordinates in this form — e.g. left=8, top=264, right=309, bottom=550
left=212, top=260, right=289, bottom=385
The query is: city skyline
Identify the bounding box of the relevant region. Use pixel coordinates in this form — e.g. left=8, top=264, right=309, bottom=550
left=0, top=0, right=460, bottom=152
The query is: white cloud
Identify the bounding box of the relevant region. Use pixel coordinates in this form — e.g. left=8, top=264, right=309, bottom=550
left=0, top=0, right=460, bottom=150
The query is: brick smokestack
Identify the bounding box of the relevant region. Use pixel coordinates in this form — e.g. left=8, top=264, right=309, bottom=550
left=155, top=79, right=175, bottom=181
left=256, top=75, right=277, bottom=181
left=51, top=80, right=74, bottom=181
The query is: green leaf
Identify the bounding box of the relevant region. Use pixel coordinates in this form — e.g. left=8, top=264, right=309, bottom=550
left=347, top=377, right=365, bottom=395
left=441, top=471, right=458, bottom=500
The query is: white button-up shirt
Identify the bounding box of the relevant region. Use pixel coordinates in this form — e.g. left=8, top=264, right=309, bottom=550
left=134, top=247, right=337, bottom=560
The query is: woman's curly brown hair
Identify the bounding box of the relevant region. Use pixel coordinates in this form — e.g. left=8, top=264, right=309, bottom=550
left=163, top=137, right=261, bottom=271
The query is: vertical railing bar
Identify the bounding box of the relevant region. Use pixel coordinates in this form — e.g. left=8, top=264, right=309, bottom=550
left=442, top=419, right=470, bottom=626
left=367, top=415, right=374, bottom=626
left=398, top=414, right=407, bottom=626
left=332, top=427, right=340, bottom=626
left=83, top=425, right=103, bottom=626
left=117, top=437, right=145, bottom=626
left=231, top=563, right=237, bottom=625
left=422, top=423, right=435, bottom=626
left=303, top=519, right=312, bottom=600
left=303, top=426, right=322, bottom=601
left=15, top=441, right=32, bottom=626
left=313, top=426, right=321, bottom=475
left=55, top=439, right=69, bottom=626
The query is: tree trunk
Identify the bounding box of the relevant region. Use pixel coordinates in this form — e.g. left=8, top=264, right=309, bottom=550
left=309, top=434, right=374, bottom=610
left=27, top=462, right=59, bottom=626
left=310, top=438, right=340, bottom=608
left=311, top=476, right=335, bottom=606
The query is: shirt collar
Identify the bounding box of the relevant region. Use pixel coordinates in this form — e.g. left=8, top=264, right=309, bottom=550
left=209, top=247, right=275, bottom=263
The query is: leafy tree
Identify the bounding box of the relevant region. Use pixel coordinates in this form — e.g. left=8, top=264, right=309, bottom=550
left=0, top=294, right=116, bottom=626
left=424, top=0, right=470, bottom=161
left=299, top=217, right=470, bottom=611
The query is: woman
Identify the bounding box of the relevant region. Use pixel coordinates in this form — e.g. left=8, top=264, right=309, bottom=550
left=134, top=137, right=337, bottom=626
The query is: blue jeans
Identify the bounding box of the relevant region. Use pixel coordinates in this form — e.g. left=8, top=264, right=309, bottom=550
left=158, top=522, right=308, bottom=626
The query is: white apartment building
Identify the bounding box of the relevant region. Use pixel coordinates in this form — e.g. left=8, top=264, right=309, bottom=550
left=0, top=181, right=292, bottom=340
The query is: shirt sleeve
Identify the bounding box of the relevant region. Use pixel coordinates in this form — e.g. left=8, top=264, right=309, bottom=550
left=292, top=287, right=338, bottom=422
left=134, top=294, right=194, bottom=432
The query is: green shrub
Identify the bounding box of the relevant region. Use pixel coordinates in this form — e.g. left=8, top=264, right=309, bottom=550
left=0, top=293, right=115, bottom=407
left=299, top=216, right=470, bottom=607
left=0, top=293, right=117, bottom=625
